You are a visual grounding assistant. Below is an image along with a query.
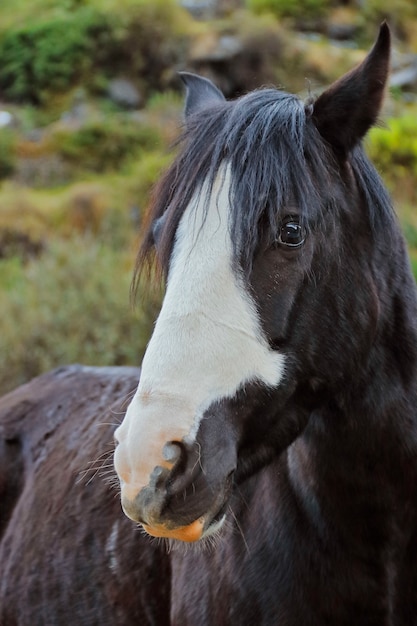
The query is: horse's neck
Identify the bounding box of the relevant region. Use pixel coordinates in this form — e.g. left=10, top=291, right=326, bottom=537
left=300, top=254, right=417, bottom=527
left=286, top=373, right=417, bottom=558
left=229, top=405, right=417, bottom=620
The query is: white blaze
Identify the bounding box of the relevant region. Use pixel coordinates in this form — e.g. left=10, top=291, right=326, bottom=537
left=114, top=167, right=285, bottom=498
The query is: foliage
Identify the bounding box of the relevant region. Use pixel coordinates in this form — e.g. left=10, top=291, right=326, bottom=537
left=403, top=221, right=417, bottom=250
left=367, top=112, right=417, bottom=202
left=245, top=0, right=330, bottom=21
left=94, top=0, right=191, bottom=89
left=0, top=188, right=51, bottom=244
left=0, top=236, right=161, bottom=396
left=0, top=8, right=111, bottom=103
left=0, top=129, right=17, bottom=180
left=410, top=254, right=417, bottom=282
left=0, top=0, right=192, bottom=105
left=0, top=142, right=172, bottom=241
left=124, top=151, right=174, bottom=212
left=359, top=0, right=417, bottom=35
left=52, top=115, right=163, bottom=172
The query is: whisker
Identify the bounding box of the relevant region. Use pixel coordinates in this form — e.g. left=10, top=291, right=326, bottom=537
left=234, top=484, right=251, bottom=511
left=228, top=505, right=250, bottom=555
left=191, top=441, right=204, bottom=474
left=77, top=446, right=116, bottom=486
left=108, top=388, right=137, bottom=416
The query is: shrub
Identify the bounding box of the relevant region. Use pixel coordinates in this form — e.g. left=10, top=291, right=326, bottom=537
left=0, top=190, right=50, bottom=243
left=245, top=0, right=330, bottom=21
left=125, top=150, right=174, bottom=211
left=403, top=221, right=417, bottom=250
left=358, top=0, right=417, bottom=40
left=0, top=236, right=161, bottom=395
left=0, top=129, right=16, bottom=179
left=367, top=113, right=417, bottom=202
left=94, top=0, right=191, bottom=83
left=0, top=8, right=111, bottom=103
left=52, top=115, right=163, bottom=172
left=0, top=0, right=192, bottom=104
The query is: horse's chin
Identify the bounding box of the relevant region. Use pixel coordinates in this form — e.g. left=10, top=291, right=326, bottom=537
left=141, top=518, right=205, bottom=542
left=141, top=508, right=227, bottom=546
left=149, top=514, right=227, bottom=554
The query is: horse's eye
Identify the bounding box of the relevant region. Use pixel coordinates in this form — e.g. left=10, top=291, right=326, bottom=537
left=278, top=219, right=305, bottom=248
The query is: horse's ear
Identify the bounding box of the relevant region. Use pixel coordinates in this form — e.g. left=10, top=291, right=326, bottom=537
left=179, top=72, right=226, bottom=119
left=310, top=22, right=391, bottom=155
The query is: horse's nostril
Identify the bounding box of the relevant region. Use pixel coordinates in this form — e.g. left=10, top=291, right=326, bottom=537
left=162, top=441, right=182, bottom=464
left=149, top=465, right=170, bottom=490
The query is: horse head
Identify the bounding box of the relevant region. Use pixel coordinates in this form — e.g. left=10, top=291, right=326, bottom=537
left=114, top=24, right=392, bottom=543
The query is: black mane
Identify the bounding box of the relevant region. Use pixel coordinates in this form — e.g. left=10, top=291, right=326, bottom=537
left=134, top=87, right=395, bottom=285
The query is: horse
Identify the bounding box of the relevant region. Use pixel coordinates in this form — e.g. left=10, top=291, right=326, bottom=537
left=1, top=23, right=417, bottom=626
left=113, top=22, right=417, bottom=625
left=0, top=365, right=171, bottom=626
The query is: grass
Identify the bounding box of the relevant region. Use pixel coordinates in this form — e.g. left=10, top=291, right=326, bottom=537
left=0, top=235, right=162, bottom=396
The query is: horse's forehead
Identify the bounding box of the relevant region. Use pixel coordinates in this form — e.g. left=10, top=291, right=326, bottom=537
left=173, top=166, right=230, bottom=252
left=149, top=163, right=285, bottom=400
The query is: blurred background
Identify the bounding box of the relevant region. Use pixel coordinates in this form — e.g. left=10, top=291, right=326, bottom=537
left=0, top=0, right=416, bottom=396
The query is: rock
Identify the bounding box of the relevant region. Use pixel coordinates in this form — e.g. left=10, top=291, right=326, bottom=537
left=187, top=27, right=284, bottom=98
left=0, top=111, right=13, bottom=128
left=61, top=88, right=89, bottom=127
left=191, top=34, right=243, bottom=63
left=179, top=0, right=217, bottom=18
left=390, top=63, right=417, bottom=90
left=107, top=78, right=142, bottom=109
left=327, top=23, right=358, bottom=42
left=180, top=0, right=243, bottom=17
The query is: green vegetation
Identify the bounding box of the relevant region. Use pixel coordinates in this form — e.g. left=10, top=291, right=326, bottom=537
left=0, top=9, right=110, bottom=103
left=367, top=112, right=417, bottom=203
left=0, top=237, right=161, bottom=393
left=246, top=0, right=330, bottom=21
left=52, top=116, right=163, bottom=173
left=0, top=0, right=416, bottom=395
left=245, top=0, right=417, bottom=44
left=0, top=0, right=193, bottom=104
left=0, top=129, right=17, bottom=180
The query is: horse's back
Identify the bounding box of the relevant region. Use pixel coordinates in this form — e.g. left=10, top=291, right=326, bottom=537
left=0, top=365, right=170, bottom=626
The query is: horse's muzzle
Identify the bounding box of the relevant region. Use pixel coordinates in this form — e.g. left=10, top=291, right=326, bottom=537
left=115, top=438, right=235, bottom=542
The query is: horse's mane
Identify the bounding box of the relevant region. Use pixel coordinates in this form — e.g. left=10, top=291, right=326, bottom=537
left=133, top=87, right=395, bottom=291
